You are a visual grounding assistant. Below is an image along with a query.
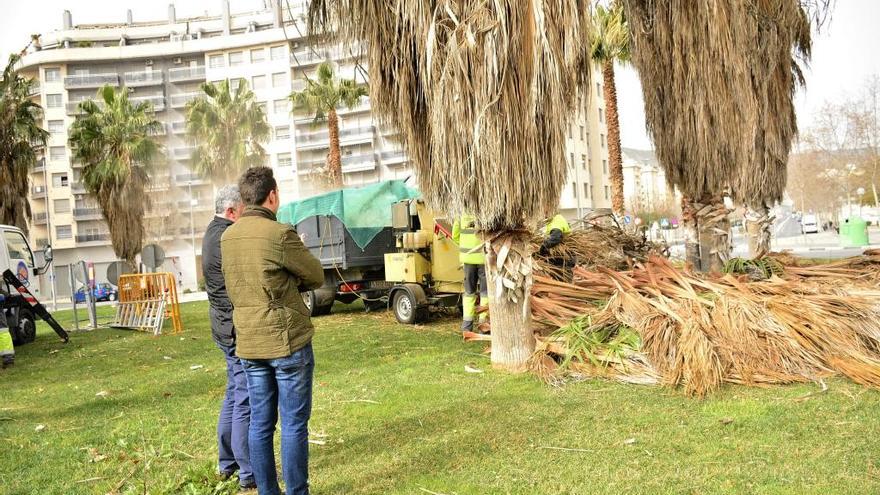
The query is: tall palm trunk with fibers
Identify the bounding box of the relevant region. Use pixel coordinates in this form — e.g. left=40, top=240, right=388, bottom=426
left=308, top=0, right=593, bottom=371
left=683, top=195, right=731, bottom=272
left=603, top=59, right=625, bottom=217
left=326, top=108, right=342, bottom=188
left=744, top=202, right=772, bottom=258
left=590, top=3, right=630, bottom=218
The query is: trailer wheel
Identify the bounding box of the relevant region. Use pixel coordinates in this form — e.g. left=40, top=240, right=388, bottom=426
left=302, top=291, right=333, bottom=317
left=392, top=287, right=427, bottom=324
left=12, top=307, right=36, bottom=345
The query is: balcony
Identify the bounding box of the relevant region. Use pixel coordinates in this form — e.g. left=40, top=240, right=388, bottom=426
left=34, top=238, right=49, bottom=248
left=32, top=212, right=48, bottom=225
left=123, top=70, right=164, bottom=87
left=172, top=146, right=195, bottom=161
left=147, top=177, right=171, bottom=191
left=66, top=99, right=105, bottom=116
left=170, top=92, right=201, bottom=108
left=32, top=160, right=46, bottom=173
left=295, top=125, right=375, bottom=151
left=170, top=121, right=187, bottom=134
left=178, top=226, right=208, bottom=236
left=28, top=81, right=40, bottom=96
left=76, top=233, right=110, bottom=244
left=72, top=183, right=87, bottom=194
left=379, top=151, right=409, bottom=166
left=290, top=49, right=331, bottom=67
left=176, top=199, right=212, bottom=212
left=31, top=186, right=47, bottom=199
left=73, top=207, right=102, bottom=220
left=175, top=173, right=206, bottom=184
left=64, top=73, right=119, bottom=89
left=168, top=66, right=206, bottom=82
left=131, top=95, right=166, bottom=113
left=341, top=153, right=377, bottom=173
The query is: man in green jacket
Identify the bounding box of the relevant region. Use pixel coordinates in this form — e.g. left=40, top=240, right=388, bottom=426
left=221, top=167, right=324, bottom=495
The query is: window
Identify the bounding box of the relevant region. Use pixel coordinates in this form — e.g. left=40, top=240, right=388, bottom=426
left=3, top=230, right=34, bottom=267
left=54, top=199, right=70, bottom=213
left=49, top=146, right=66, bottom=161
left=603, top=160, right=608, bottom=174
left=52, top=173, right=69, bottom=187
left=599, top=108, right=604, bottom=123
left=250, top=48, right=266, bottom=63
left=229, top=51, right=244, bottom=66
left=256, top=101, right=267, bottom=114
left=273, top=99, right=288, bottom=114
left=270, top=45, right=285, bottom=60
left=581, top=154, right=587, bottom=170
left=580, top=126, right=585, bottom=140
left=46, top=94, right=62, bottom=108
left=601, top=134, right=606, bottom=148
left=604, top=185, right=610, bottom=200
left=48, top=120, right=64, bottom=134
left=230, top=78, right=244, bottom=90
left=252, top=75, right=267, bottom=90
left=569, top=153, right=574, bottom=168
left=597, top=82, right=602, bottom=96
left=55, top=225, right=72, bottom=240
left=572, top=182, right=577, bottom=197
left=272, top=72, right=286, bottom=88
left=278, top=152, right=292, bottom=167
left=275, top=125, right=290, bottom=140
left=44, top=68, right=61, bottom=82
left=584, top=183, right=590, bottom=198
left=209, top=54, right=225, bottom=69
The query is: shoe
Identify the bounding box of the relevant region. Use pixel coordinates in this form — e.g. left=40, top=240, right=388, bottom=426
left=219, top=471, right=236, bottom=482
left=239, top=480, right=257, bottom=492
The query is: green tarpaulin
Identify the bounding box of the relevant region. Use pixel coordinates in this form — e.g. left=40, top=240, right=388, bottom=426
left=277, top=180, right=421, bottom=249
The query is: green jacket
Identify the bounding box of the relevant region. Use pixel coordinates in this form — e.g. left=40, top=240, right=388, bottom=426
left=221, top=206, right=325, bottom=360
left=452, top=214, right=485, bottom=265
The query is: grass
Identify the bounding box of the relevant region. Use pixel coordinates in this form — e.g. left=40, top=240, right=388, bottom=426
left=2, top=301, right=880, bottom=494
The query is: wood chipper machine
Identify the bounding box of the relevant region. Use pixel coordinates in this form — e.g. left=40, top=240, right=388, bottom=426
left=384, top=199, right=464, bottom=324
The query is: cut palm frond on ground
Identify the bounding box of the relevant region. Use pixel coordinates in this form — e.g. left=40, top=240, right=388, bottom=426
left=531, top=255, right=880, bottom=397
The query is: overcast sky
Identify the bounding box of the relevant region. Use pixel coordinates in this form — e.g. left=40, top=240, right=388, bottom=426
left=2, top=0, right=878, bottom=150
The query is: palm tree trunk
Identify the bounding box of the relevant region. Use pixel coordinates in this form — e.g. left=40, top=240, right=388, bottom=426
left=744, top=202, right=772, bottom=258
left=486, top=231, right=535, bottom=372
left=683, top=195, right=731, bottom=272
left=603, top=60, right=625, bottom=218
left=326, top=109, right=343, bottom=189
left=681, top=196, right=701, bottom=270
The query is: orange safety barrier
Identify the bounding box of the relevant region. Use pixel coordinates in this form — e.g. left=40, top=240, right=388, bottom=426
left=116, top=272, right=183, bottom=334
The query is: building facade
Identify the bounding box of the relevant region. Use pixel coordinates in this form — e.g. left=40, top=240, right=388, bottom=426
left=621, top=147, right=679, bottom=215
left=20, top=0, right=609, bottom=296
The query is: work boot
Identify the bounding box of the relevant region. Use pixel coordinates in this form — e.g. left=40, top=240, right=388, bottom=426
left=2, top=357, right=13, bottom=369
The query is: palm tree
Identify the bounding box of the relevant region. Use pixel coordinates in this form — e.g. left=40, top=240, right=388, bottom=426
left=0, top=54, right=48, bottom=233
left=290, top=62, right=368, bottom=190
left=185, top=79, right=269, bottom=184
left=621, top=0, right=818, bottom=269
left=309, top=1, right=592, bottom=370
left=69, top=86, right=163, bottom=264
left=590, top=1, right=629, bottom=218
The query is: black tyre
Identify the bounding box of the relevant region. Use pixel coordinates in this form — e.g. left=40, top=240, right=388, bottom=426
left=302, top=291, right=333, bottom=317
left=108, top=293, right=117, bottom=302
left=393, top=290, right=426, bottom=324
left=12, top=307, right=36, bottom=345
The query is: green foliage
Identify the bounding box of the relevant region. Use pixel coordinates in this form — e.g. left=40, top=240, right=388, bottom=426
left=289, top=62, right=368, bottom=122
left=590, top=2, right=630, bottom=65
left=555, top=315, right=641, bottom=369
left=0, top=54, right=48, bottom=233
left=185, top=79, right=269, bottom=184
left=723, top=257, right=785, bottom=279
left=68, top=85, right=162, bottom=262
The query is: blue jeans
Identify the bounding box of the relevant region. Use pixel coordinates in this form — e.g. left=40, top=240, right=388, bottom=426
left=218, top=343, right=253, bottom=486
left=242, top=343, right=314, bottom=495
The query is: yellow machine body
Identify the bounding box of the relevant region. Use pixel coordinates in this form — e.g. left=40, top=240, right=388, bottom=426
left=384, top=252, right=431, bottom=284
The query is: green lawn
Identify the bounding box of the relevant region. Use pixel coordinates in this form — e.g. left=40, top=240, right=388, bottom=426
left=2, top=301, right=879, bottom=494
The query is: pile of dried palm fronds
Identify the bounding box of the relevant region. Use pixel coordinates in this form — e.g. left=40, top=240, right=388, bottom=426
left=533, top=216, right=668, bottom=277
left=531, top=255, right=880, bottom=396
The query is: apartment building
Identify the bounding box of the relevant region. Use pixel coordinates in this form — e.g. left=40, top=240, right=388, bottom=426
left=19, top=0, right=609, bottom=295
left=621, top=147, right=680, bottom=214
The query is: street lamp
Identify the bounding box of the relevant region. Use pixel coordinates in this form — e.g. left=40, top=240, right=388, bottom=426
left=188, top=180, right=197, bottom=281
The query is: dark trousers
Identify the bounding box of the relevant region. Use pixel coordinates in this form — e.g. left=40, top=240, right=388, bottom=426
left=218, top=343, right=253, bottom=486
left=462, top=263, right=488, bottom=331
left=242, top=343, right=315, bottom=495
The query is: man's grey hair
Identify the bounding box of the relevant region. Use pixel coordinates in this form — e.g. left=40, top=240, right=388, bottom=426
left=215, top=185, right=243, bottom=215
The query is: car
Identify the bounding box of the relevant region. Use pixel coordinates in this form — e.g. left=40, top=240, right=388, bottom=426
left=801, top=214, right=820, bottom=234
left=74, top=283, right=118, bottom=303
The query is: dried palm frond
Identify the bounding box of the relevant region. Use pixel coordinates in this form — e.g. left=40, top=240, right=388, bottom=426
left=621, top=0, right=819, bottom=207
left=308, top=0, right=592, bottom=230
left=531, top=256, right=880, bottom=396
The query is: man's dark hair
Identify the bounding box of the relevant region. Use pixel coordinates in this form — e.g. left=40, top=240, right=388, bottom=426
left=238, top=167, right=277, bottom=206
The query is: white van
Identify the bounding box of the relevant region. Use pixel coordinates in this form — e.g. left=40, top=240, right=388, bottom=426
left=1, top=224, right=53, bottom=345
left=801, top=214, right=820, bottom=234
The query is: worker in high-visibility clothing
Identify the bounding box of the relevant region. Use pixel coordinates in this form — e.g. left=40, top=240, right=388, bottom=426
left=0, top=293, right=14, bottom=368
left=539, top=214, right=574, bottom=280
left=452, top=214, right=489, bottom=333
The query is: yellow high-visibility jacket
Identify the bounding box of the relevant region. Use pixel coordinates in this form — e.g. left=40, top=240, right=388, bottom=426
left=452, top=214, right=485, bottom=265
